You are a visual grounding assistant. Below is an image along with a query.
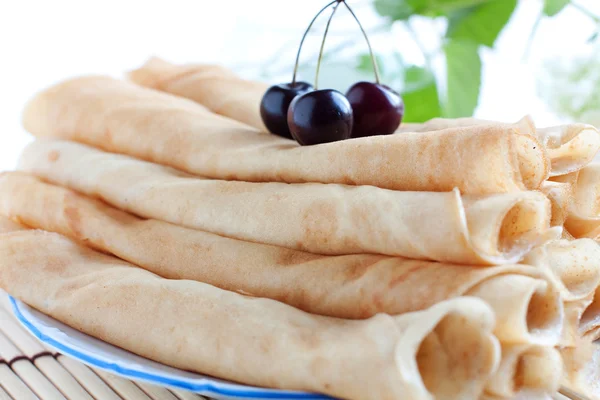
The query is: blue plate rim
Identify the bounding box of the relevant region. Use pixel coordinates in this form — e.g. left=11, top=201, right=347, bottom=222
left=9, top=296, right=334, bottom=400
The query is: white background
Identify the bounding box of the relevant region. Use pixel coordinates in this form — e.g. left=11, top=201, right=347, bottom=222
left=0, top=0, right=598, bottom=172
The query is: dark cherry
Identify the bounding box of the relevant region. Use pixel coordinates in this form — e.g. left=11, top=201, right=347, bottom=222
left=260, top=0, right=338, bottom=139
left=288, top=89, right=353, bottom=146
left=346, top=82, right=404, bottom=138
left=260, top=82, right=313, bottom=139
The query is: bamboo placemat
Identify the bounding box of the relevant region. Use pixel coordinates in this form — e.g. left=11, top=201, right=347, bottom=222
left=0, top=290, right=209, bottom=400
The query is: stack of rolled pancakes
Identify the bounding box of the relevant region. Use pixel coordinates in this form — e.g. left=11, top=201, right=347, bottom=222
left=1, top=57, right=600, bottom=400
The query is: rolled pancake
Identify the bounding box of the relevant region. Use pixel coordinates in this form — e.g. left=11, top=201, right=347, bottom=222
left=522, top=239, right=600, bottom=302
left=396, top=117, right=600, bottom=177
left=562, top=163, right=600, bottom=239
left=17, top=140, right=558, bottom=264
left=0, top=230, right=501, bottom=400
left=540, top=181, right=573, bottom=227
left=485, top=344, right=562, bottom=398
left=396, top=116, right=534, bottom=133
left=22, top=75, right=548, bottom=194
left=130, top=57, right=267, bottom=130
left=538, top=125, right=600, bottom=177
left=560, top=339, right=600, bottom=400
left=0, top=172, right=563, bottom=344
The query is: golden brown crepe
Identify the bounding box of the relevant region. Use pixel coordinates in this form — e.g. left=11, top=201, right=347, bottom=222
left=130, top=57, right=268, bottom=131
left=562, top=163, right=600, bottom=239
left=485, top=344, right=562, bottom=398
left=0, top=172, right=563, bottom=344
left=396, top=117, right=525, bottom=133
left=396, top=117, right=600, bottom=178
left=522, top=239, right=600, bottom=302
left=0, top=229, right=502, bottom=400
left=22, top=76, right=549, bottom=194
left=129, top=59, right=600, bottom=181
left=538, top=125, right=600, bottom=177
left=17, top=140, right=558, bottom=264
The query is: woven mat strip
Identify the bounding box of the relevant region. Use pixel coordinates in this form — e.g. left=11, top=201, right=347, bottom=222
left=171, top=389, right=208, bottom=400
left=35, top=357, right=94, bottom=400
left=38, top=342, right=61, bottom=359
left=136, top=381, right=180, bottom=400
left=56, top=355, right=122, bottom=400
left=0, top=385, right=13, bottom=400
left=93, top=369, right=154, bottom=400
left=0, top=330, right=22, bottom=363
left=9, top=359, right=65, bottom=400
left=0, top=364, right=39, bottom=400
left=0, top=306, right=95, bottom=399
left=0, top=307, right=47, bottom=357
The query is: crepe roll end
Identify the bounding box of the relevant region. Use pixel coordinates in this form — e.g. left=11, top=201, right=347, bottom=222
left=515, top=133, right=550, bottom=190
left=552, top=240, right=600, bottom=301
left=486, top=345, right=563, bottom=398
left=515, top=347, right=563, bottom=395
left=465, top=191, right=557, bottom=265
left=496, top=193, right=555, bottom=255
left=564, top=215, right=600, bottom=239
left=544, top=124, right=600, bottom=177
left=467, top=274, right=563, bottom=346
left=524, top=239, right=600, bottom=302
left=22, top=84, right=51, bottom=138
left=397, top=297, right=500, bottom=400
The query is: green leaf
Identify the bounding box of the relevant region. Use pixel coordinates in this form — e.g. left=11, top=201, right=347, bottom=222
left=374, top=0, right=413, bottom=20
left=446, top=6, right=475, bottom=33
left=543, top=0, right=570, bottom=16
left=374, top=0, right=493, bottom=20
left=447, top=0, right=517, bottom=47
left=443, top=40, right=482, bottom=117
left=401, top=66, right=443, bottom=122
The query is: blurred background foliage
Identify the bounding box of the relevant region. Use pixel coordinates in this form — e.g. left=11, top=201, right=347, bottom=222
left=262, top=0, right=600, bottom=124
left=367, top=0, right=599, bottom=123
left=539, top=50, right=600, bottom=127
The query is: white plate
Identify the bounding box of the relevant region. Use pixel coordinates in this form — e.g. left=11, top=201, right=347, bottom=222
left=9, top=296, right=334, bottom=400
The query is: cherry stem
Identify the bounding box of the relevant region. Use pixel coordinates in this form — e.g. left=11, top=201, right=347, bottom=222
left=291, top=0, right=337, bottom=86
left=315, top=1, right=341, bottom=90
left=343, top=1, right=381, bottom=84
